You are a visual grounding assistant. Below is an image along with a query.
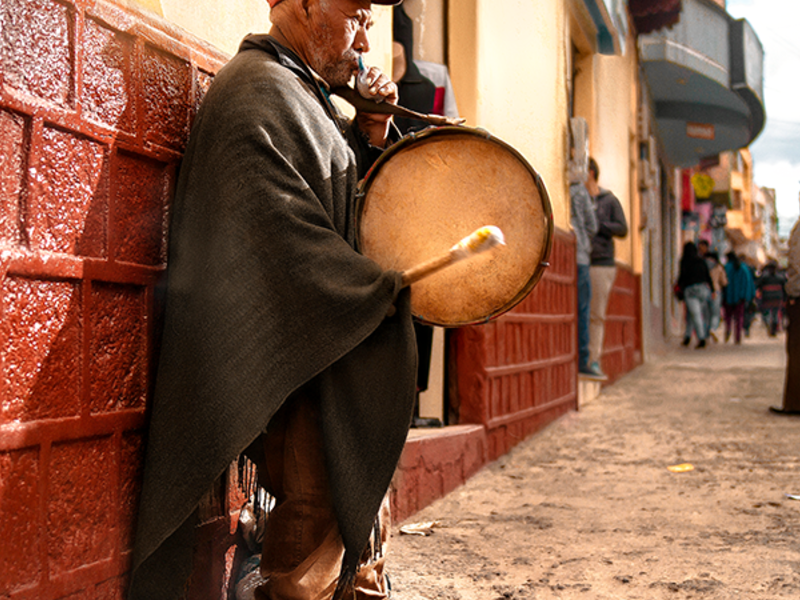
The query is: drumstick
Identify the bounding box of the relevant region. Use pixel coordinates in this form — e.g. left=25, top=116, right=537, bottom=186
left=400, top=226, right=505, bottom=287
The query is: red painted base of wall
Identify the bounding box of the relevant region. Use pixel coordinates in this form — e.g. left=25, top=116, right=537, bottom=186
left=599, top=264, right=643, bottom=384
left=390, top=425, right=487, bottom=523
left=390, top=238, right=643, bottom=524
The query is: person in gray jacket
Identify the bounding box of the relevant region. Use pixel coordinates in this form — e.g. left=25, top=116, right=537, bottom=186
left=570, top=171, right=599, bottom=376
left=585, top=157, right=628, bottom=379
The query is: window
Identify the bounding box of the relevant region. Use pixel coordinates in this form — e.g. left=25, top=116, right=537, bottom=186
left=731, top=189, right=742, bottom=210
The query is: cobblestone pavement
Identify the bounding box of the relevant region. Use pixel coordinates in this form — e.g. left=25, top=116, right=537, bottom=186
left=388, top=325, right=799, bottom=600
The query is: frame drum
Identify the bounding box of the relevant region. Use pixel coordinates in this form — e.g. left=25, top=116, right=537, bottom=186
left=356, top=126, right=554, bottom=327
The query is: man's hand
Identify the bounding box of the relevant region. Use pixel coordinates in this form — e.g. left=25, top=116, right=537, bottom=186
left=355, top=66, right=398, bottom=149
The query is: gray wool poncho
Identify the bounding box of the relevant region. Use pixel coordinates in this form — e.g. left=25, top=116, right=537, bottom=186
left=129, top=36, right=417, bottom=600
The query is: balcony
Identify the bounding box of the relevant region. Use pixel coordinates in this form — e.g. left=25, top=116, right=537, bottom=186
left=638, top=0, right=765, bottom=168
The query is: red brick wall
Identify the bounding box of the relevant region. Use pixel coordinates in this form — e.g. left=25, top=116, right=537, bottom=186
left=390, top=425, right=487, bottom=523
left=0, top=1, right=227, bottom=598
left=599, top=265, right=643, bottom=383
left=449, top=228, right=579, bottom=461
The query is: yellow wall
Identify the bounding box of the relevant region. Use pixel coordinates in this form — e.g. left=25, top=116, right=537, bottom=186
left=449, top=0, right=570, bottom=229
left=402, top=0, right=446, bottom=63
left=589, top=47, right=638, bottom=269
left=567, top=7, right=642, bottom=271
left=123, top=0, right=394, bottom=72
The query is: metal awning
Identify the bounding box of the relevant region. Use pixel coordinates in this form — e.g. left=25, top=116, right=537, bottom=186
left=580, top=0, right=629, bottom=55
left=638, top=0, right=765, bottom=168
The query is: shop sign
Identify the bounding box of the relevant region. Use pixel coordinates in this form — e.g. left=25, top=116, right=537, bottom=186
left=686, top=122, right=715, bottom=140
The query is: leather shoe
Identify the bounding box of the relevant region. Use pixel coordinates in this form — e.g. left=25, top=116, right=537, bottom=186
left=769, top=406, right=800, bottom=416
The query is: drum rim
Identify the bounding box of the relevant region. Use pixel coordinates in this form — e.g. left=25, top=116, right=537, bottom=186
left=356, top=125, right=555, bottom=327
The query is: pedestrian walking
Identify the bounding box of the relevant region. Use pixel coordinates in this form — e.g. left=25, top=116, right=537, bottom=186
left=706, top=251, right=727, bottom=342
left=677, top=241, right=713, bottom=348
left=724, top=252, right=756, bottom=345
left=756, top=261, right=785, bottom=337
left=771, top=217, right=800, bottom=416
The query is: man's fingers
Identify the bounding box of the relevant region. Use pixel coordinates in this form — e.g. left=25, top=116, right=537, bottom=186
left=373, top=81, right=398, bottom=103
left=359, top=67, right=398, bottom=104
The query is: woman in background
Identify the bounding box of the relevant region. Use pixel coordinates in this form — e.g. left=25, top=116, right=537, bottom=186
left=678, top=242, right=713, bottom=349
left=723, top=252, right=756, bottom=345
left=706, top=251, right=727, bottom=342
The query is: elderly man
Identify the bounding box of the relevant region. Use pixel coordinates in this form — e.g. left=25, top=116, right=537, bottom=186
left=128, top=1, right=416, bottom=599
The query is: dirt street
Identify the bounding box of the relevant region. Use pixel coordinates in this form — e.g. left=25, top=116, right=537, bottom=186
left=387, top=326, right=799, bottom=600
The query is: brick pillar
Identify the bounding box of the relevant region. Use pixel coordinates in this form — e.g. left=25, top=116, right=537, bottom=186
left=450, top=228, right=578, bottom=461
left=600, top=265, right=644, bottom=382
left=0, top=1, right=228, bottom=598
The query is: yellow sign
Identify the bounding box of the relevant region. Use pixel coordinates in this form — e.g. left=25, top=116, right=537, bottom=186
left=691, top=173, right=715, bottom=199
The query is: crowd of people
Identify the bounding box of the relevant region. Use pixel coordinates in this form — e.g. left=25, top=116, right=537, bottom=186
left=676, top=237, right=791, bottom=349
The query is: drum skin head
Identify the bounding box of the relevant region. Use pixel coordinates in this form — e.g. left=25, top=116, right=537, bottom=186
left=357, top=127, right=553, bottom=327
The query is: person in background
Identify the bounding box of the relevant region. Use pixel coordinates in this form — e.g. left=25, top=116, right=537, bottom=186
left=771, top=217, right=800, bottom=416
left=723, top=252, right=756, bottom=345
left=586, top=157, right=628, bottom=378
left=756, top=260, right=786, bottom=337
left=706, top=251, right=727, bottom=342
left=696, top=239, right=714, bottom=335
left=569, top=150, right=599, bottom=378
left=742, top=257, right=760, bottom=337
left=391, top=5, right=435, bottom=134
left=678, top=242, right=713, bottom=348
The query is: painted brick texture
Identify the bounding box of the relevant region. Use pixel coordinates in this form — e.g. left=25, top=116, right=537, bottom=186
left=391, top=425, right=487, bottom=522
left=451, top=229, right=580, bottom=461
left=0, top=1, right=227, bottom=598
left=600, top=265, right=643, bottom=382
left=392, top=230, right=643, bottom=521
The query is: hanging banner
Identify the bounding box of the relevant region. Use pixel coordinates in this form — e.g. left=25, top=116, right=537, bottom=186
left=691, top=172, right=715, bottom=199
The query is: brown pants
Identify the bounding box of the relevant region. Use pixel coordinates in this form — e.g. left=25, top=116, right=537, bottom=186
left=254, top=392, right=390, bottom=600
left=784, top=299, right=800, bottom=412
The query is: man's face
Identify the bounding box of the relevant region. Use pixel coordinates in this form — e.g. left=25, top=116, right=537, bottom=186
left=306, top=0, right=373, bottom=87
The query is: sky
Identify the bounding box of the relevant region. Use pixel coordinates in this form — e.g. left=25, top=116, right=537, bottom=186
left=726, top=0, right=800, bottom=237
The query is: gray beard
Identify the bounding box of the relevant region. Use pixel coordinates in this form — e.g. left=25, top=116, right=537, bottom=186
left=311, top=49, right=357, bottom=88
left=307, top=19, right=358, bottom=88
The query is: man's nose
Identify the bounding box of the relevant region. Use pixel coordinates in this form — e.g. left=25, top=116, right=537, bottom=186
left=354, top=27, right=371, bottom=54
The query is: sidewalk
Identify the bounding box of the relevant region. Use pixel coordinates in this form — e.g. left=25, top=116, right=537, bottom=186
left=388, top=325, right=799, bottom=599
